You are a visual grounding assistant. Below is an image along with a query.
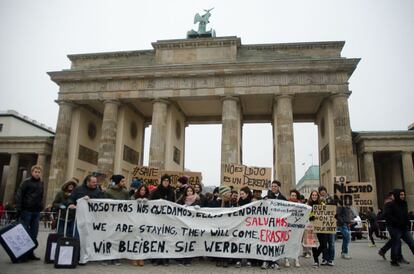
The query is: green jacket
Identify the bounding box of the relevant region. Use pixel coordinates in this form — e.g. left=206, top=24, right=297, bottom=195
left=104, top=186, right=129, bottom=200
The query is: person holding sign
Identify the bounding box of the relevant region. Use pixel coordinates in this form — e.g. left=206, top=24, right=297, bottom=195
left=318, top=186, right=336, bottom=266
left=14, top=165, right=44, bottom=261
left=307, top=190, right=327, bottom=268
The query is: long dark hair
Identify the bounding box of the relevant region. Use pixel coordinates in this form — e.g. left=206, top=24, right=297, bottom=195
left=307, top=190, right=320, bottom=206
left=134, top=185, right=149, bottom=199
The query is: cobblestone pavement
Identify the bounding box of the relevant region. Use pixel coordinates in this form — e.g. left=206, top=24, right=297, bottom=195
left=1, top=231, right=413, bottom=274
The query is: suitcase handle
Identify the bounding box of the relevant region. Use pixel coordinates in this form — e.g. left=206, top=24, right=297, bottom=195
left=62, top=207, right=76, bottom=238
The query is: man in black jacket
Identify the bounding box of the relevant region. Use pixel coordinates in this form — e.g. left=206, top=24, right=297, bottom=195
left=384, top=189, right=414, bottom=266
left=14, top=165, right=44, bottom=261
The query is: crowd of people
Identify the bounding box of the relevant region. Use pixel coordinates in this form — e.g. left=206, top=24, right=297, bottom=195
left=3, top=164, right=414, bottom=268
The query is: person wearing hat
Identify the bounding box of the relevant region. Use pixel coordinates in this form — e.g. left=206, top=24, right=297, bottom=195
left=104, top=175, right=129, bottom=200
left=52, top=178, right=78, bottom=235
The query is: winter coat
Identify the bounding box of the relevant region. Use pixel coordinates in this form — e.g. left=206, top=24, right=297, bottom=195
left=384, top=189, right=410, bottom=230
left=14, top=176, right=43, bottom=212
left=265, top=190, right=287, bottom=201
left=336, top=206, right=354, bottom=226
left=67, top=181, right=104, bottom=206
left=104, top=186, right=130, bottom=200
left=150, top=185, right=175, bottom=202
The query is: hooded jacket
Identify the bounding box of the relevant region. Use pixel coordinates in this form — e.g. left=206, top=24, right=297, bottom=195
left=384, top=189, right=409, bottom=229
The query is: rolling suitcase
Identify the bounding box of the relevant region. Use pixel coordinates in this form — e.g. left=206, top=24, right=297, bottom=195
left=0, top=221, right=37, bottom=263
left=54, top=208, right=79, bottom=268
left=44, top=209, right=63, bottom=263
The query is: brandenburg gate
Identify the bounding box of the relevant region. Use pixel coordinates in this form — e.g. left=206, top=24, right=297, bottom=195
left=46, top=35, right=359, bottom=204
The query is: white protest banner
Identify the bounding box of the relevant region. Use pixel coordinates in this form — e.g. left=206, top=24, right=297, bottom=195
left=312, top=205, right=337, bottom=234
left=333, top=179, right=375, bottom=208
left=76, top=199, right=311, bottom=263
left=222, top=163, right=271, bottom=190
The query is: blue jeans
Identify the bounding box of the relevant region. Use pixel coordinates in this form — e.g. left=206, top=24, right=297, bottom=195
left=20, top=211, right=40, bottom=244
left=323, top=233, right=335, bottom=262
left=389, top=226, right=414, bottom=262
left=338, top=225, right=350, bottom=255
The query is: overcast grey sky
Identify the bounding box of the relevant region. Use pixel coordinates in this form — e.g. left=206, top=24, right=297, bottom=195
left=1, top=0, right=413, bottom=187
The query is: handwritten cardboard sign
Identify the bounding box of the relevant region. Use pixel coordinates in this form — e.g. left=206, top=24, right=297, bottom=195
left=333, top=176, right=375, bottom=208
left=312, top=205, right=337, bottom=234
left=222, top=163, right=271, bottom=190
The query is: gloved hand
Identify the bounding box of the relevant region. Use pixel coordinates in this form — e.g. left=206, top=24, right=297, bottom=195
left=309, top=216, right=316, bottom=221
left=142, top=198, right=148, bottom=203
left=83, top=195, right=90, bottom=200
left=193, top=205, right=201, bottom=210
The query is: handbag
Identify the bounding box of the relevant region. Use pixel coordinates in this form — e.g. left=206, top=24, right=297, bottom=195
left=302, top=223, right=319, bottom=248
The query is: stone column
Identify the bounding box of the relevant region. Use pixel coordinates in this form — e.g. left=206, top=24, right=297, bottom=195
left=331, top=93, right=356, bottom=181
left=36, top=153, right=47, bottom=171
left=47, top=101, right=74, bottom=204
left=402, top=151, right=414, bottom=211
left=3, top=153, right=19, bottom=204
left=273, top=95, right=295, bottom=196
left=221, top=96, right=242, bottom=180
left=97, top=100, right=120, bottom=178
left=149, top=99, right=169, bottom=169
left=362, top=152, right=378, bottom=210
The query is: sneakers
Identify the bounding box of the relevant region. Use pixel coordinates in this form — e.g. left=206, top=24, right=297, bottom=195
left=261, top=262, right=268, bottom=269
left=285, top=258, right=290, bottom=267
left=223, top=260, right=228, bottom=268
left=321, top=260, right=328, bottom=266
left=341, top=253, right=351, bottom=260
left=235, top=261, right=242, bottom=268
left=246, top=261, right=252, bottom=267
left=305, top=253, right=311, bottom=258
left=368, top=243, right=376, bottom=247
left=327, top=261, right=335, bottom=266
left=294, top=259, right=300, bottom=267
left=391, top=261, right=400, bottom=267
left=378, top=250, right=386, bottom=260
left=313, top=262, right=319, bottom=268
left=113, top=260, right=121, bottom=266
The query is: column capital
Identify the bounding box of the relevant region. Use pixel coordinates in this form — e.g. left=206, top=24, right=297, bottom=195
left=402, top=151, right=413, bottom=156
left=330, top=91, right=352, bottom=100
left=221, top=95, right=239, bottom=103
left=274, top=94, right=293, bottom=101
left=152, top=98, right=170, bottom=105
left=103, top=99, right=121, bottom=106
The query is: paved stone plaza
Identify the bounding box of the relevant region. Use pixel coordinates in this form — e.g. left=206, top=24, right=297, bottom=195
left=1, top=230, right=413, bottom=274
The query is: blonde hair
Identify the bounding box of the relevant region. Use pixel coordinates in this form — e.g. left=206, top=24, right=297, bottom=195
left=31, top=165, right=42, bottom=172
